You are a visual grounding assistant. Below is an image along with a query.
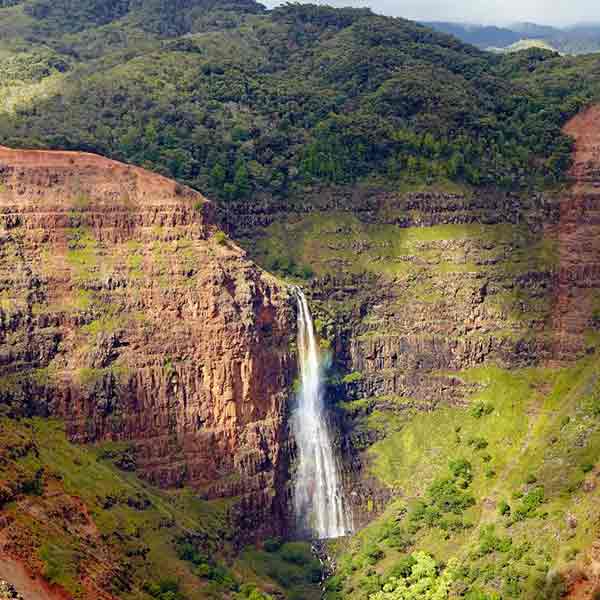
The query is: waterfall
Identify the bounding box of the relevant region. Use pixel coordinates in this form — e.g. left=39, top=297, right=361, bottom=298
left=292, top=288, right=351, bottom=539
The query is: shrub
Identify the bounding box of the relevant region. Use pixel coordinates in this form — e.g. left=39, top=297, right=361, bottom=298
left=324, top=575, right=344, bottom=593
left=214, top=231, right=227, bottom=245
left=342, top=371, right=363, bottom=385
left=584, top=389, right=600, bottom=417
left=428, top=477, right=476, bottom=514
left=502, top=571, right=523, bottom=597
left=364, top=544, right=385, bottom=565
left=370, top=552, right=456, bottom=600
left=498, top=500, right=511, bottom=516
left=299, top=264, right=314, bottom=279
left=470, top=402, right=494, bottom=418
left=175, top=538, right=209, bottom=566
left=386, top=526, right=413, bottom=551
left=144, top=579, right=185, bottom=600
left=280, top=542, right=311, bottom=565
left=477, top=525, right=512, bottom=556
left=536, top=572, right=567, bottom=600
left=387, top=554, right=417, bottom=580
left=263, top=537, right=283, bottom=553
left=236, top=584, right=274, bottom=600
left=513, top=486, right=544, bottom=521
left=210, top=565, right=238, bottom=590
left=194, top=563, right=211, bottom=578
left=408, top=461, right=475, bottom=536
left=465, top=590, right=499, bottom=600
left=467, top=437, right=489, bottom=450
left=439, top=517, right=471, bottom=532
left=564, top=548, right=579, bottom=561
left=448, top=458, right=473, bottom=485
left=21, top=468, right=44, bottom=496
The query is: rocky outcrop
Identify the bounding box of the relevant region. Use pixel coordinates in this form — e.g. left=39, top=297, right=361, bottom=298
left=0, top=146, right=294, bottom=538
left=0, top=581, right=24, bottom=600
left=551, top=105, right=600, bottom=361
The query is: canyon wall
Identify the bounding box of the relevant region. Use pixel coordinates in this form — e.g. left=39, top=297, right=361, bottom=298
left=0, top=147, right=295, bottom=537
left=224, top=107, right=600, bottom=529
left=1, top=104, right=599, bottom=542
left=552, top=106, right=600, bottom=361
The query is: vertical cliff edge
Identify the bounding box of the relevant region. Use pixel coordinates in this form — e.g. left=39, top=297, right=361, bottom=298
left=0, top=146, right=294, bottom=538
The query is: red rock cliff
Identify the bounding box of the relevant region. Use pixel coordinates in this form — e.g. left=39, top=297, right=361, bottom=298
left=0, top=146, right=294, bottom=536
left=552, top=106, right=600, bottom=360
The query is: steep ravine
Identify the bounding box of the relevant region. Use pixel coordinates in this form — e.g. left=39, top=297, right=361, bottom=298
left=225, top=107, right=600, bottom=541
left=1, top=99, right=600, bottom=599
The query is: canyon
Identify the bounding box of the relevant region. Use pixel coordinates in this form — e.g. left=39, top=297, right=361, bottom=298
left=0, top=102, right=599, bottom=599
left=224, top=105, right=600, bottom=534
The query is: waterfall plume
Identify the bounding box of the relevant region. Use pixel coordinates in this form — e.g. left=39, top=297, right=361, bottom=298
left=292, top=288, right=351, bottom=539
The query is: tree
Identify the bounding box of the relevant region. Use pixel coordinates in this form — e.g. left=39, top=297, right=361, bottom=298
left=210, top=163, right=226, bottom=190
left=369, top=552, right=457, bottom=600
left=233, top=160, right=251, bottom=198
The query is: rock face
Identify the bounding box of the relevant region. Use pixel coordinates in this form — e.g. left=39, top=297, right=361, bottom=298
left=0, top=146, right=294, bottom=537
left=223, top=107, right=600, bottom=529
left=552, top=105, right=600, bottom=361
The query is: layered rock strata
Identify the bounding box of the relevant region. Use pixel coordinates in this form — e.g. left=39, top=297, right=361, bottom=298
left=225, top=107, right=600, bottom=527
left=0, top=146, right=294, bottom=537
left=552, top=105, right=600, bottom=361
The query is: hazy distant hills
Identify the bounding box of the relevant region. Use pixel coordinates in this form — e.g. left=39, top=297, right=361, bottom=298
left=425, top=21, right=600, bottom=55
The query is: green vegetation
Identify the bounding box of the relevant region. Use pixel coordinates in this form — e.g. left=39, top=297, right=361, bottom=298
left=328, top=358, right=600, bottom=599
left=246, top=217, right=562, bottom=295
left=406, top=460, right=475, bottom=538
left=144, top=579, right=186, bottom=600
left=236, top=541, right=322, bottom=600
left=0, top=418, right=290, bottom=599
left=1, top=1, right=598, bottom=200
left=214, top=230, right=228, bottom=246
left=370, top=552, right=456, bottom=600
left=342, top=371, right=364, bottom=384
left=3, top=4, right=600, bottom=600
left=469, top=402, right=494, bottom=418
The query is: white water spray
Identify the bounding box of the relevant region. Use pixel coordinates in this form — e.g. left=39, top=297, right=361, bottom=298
left=292, top=288, right=351, bottom=539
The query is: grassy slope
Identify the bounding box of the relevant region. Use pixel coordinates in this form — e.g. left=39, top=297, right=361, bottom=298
left=0, top=417, right=319, bottom=600
left=326, top=358, right=600, bottom=599
left=0, top=417, right=230, bottom=598
left=246, top=211, right=557, bottom=279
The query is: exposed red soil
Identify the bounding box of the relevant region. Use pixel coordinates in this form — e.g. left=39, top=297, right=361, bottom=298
left=0, top=556, right=72, bottom=600
left=0, top=145, right=201, bottom=208
left=551, top=105, right=600, bottom=361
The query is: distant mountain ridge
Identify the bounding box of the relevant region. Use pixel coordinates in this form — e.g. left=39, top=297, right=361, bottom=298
left=424, top=20, right=600, bottom=55
left=424, top=21, right=522, bottom=49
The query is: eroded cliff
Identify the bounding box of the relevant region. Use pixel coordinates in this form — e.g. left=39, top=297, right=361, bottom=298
left=225, top=108, right=600, bottom=533
left=0, top=146, right=294, bottom=537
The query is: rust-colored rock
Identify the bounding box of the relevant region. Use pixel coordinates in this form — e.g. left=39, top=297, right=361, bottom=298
left=0, top=146, right=294, bottom=537
left=551, top=106, right=600, bottom=361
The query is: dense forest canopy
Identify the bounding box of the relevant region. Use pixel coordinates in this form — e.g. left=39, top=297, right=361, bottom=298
left=0, top=0, right=599, bottom=201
